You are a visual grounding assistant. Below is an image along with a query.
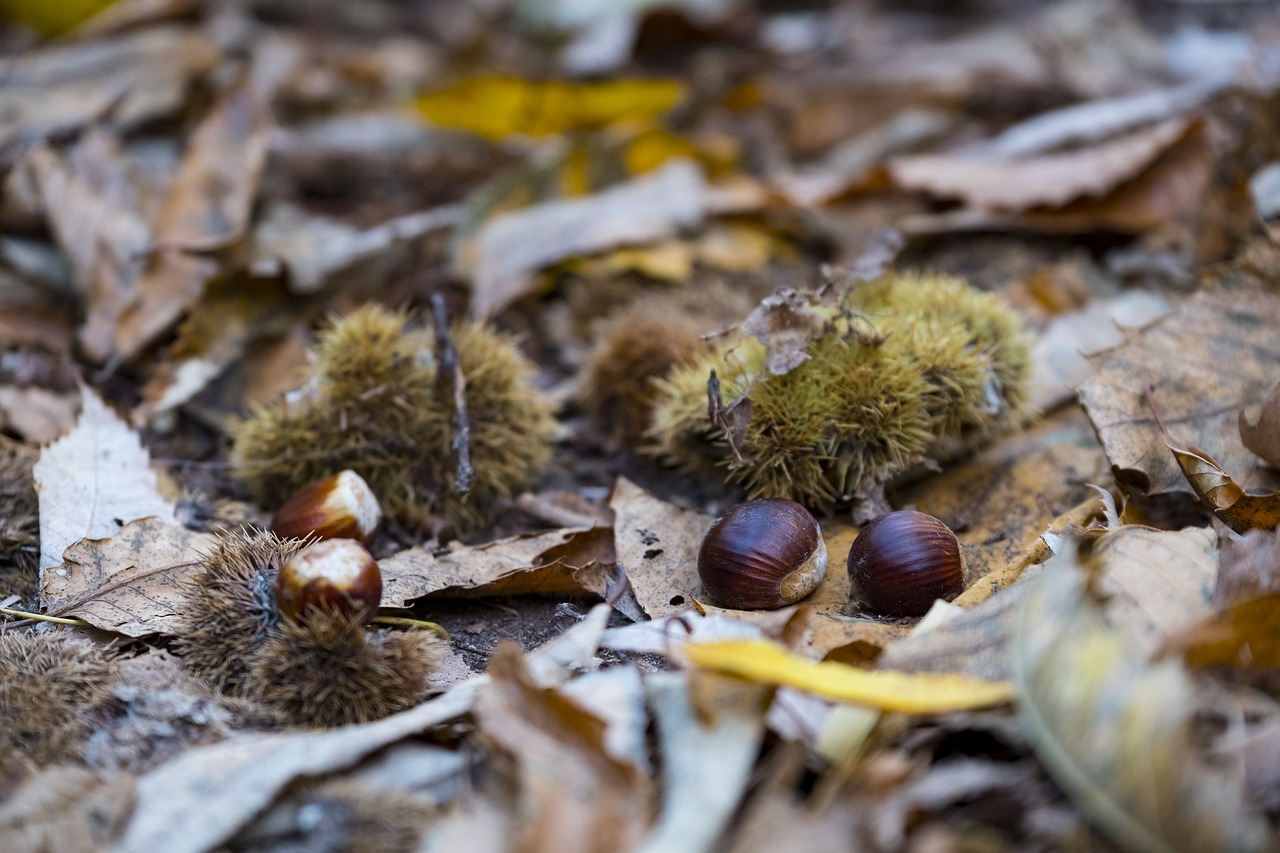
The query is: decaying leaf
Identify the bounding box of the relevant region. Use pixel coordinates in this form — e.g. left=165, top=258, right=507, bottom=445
left=0, top=27, right=218, bottom=156
left=682, top=639, right=1015, bottom=713
left=633, top=671, right=767, bottom=853
left=463, top=159, right=706, bottom=319
left=115, top=607, right=612, bottom=853
left=33, top=387, right=177, bottom=572
left=40, top=517, right=215, bottom=637
left=1166, top=592, right=1280, bottom=669
left=1240, top=380, right=1280, bottom=471
left=608, top=477, right=711, bottom=619
left=379, top=525, right=610, bottom=608
left=476, top=645, right=651, bottom=853
left=1214, top=528, right=1280, bottom=606
left=1078, top=289, right=1280, bottom=498
left=1012, top=548, right=1270, bottom=853
left=890, top=118, right=1192, bottom=212
left=112, top=75, right=273, bottom=362
left=0, top=765, right=136, bottom=853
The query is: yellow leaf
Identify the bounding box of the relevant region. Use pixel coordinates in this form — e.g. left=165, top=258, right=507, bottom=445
left=0, top=0, right=115, bottom=34
left=681, top=639, right=1015, bottom=713
left=416, top=77, right=684, bottom=140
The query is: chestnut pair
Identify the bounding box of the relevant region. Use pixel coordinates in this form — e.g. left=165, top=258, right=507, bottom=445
left=698, top=500, right=962, bottom=616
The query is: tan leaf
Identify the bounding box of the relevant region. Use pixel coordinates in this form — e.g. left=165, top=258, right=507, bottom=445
left=476, top=645, right=651, bottom=853
left=608, top=477, right=711, bottom=619
left=33, top=387, right=176, bottom=571
left=0, top=27, right=218, bottom=155
left=1078, top=289, right=1280, bottom=498
left=889, top=118, right=1191, bottom=212
left=112, top=74, right=273, bottom=362
left=633, top=672, right=767, bottom=853
left=1214, top=528, right=1280, bottom=606
left=40, top=517, right=214, bottom=637
left=1240, top=380, right=1280, bottom=470
left=463, top=159, right=706, bottom=319
left=1012, top=551, right=1270, bottom=853
left=0, top=386, right=79, bottom=445
left=1166, top=592, right=1280, bottom=669
left=0, top=765, right=136, bottom=853
left=379, top=526, right=608, bottom=608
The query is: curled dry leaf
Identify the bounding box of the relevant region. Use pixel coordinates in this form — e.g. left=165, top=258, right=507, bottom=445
left=1012, top=548, right=1270, bottom=853
left=378, top=525, right=611, bottom=608
left=1239, top=380, right=1280, bottom=471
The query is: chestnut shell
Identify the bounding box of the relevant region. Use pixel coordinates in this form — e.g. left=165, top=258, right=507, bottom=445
left=275, top=538, right=383, bottom=624
left=698, top=498, right=826, bottom=610
left=846, top=510, right=963, bottom=617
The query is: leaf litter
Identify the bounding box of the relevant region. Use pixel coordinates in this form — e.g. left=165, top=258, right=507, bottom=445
left=4, top=1, right=1280, bottom=850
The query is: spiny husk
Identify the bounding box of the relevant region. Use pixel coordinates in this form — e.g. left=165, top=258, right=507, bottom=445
left=0, top=437, right=39, bottom=600
left=0, top=631, right=115, bottom=764
left=233, top=304, right=555, bottom=532
left=647, top=273, right=1031, bottom=511
left=583, top=281, right=758, bottom=443
left=174, top=530, right=301, bottom=695
left=248, top=608, right=444, bottom=729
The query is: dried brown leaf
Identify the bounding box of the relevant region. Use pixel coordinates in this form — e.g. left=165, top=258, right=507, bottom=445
left=890, top=118, right=1191, bottom=212
left=112, top=75, right=273, bottom=362
left=1167, top=592, right=1280, bottom=669
left=379, top=526, right=609, bottom=608
left=1161, top=437, right=1280, bottom=533
left=1078, top=290, right=1280, bottom=498
left=0, top=765, right=136, bottom=853
left=608, top=477, right=711, bottom=619
left=477, top=645, right=651, bottom=853
left=1240, top=380, right=1280, bottom=471
left=41, top=517, right=214, bottom=637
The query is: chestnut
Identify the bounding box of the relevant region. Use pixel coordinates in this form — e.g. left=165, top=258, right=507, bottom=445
left=275, top=538, right=383, bottom=624
left=271, top=470, right=382, bottom=545
left=698, top=498, right=827, bottom=610
left=846, top=510, right=964, bottom=616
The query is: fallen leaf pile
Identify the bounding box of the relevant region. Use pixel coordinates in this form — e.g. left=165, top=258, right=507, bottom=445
left=3, top=1, right=1280, bottom=851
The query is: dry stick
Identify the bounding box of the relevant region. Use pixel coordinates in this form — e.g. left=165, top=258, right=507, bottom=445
left=372, top=615, right=450, bottom=641
left=430, top=293, right=476, bottom=497
left=0, top=607, right=90, bottom=627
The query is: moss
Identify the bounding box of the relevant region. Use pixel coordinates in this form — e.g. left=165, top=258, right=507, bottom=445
left=232, top=304, right=555, bottom=532
left=0, top=632, right=115, bottom=764
left=647, top=273, right=1031, bottom=511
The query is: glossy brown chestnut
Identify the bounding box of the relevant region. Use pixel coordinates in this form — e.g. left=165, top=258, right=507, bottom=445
left=271, top=470, right=382, bottom=545
left=275, top=538, right=383, bottom=624
left=698, top=498, right=827, bottom=610
left=846, top=510, right=963, bottom=616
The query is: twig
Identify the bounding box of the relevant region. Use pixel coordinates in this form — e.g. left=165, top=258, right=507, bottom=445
left=372, top=615, right=451, bottom=641
left=430, top=293, right=476, bottom=497
left=0, top=607, right=90, bottom=627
